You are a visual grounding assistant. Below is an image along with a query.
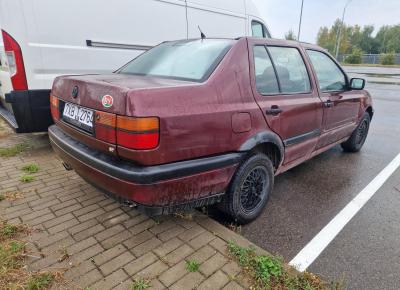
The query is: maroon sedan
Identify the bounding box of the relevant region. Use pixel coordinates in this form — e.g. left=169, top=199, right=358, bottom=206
left=49, top=37, right=372, bottom=223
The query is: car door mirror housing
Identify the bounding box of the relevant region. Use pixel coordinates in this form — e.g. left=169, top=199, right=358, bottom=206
left=350, top=78, right=366, bottom=90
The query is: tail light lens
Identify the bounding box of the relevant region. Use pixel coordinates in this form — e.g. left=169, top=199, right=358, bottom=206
left=94, top=111, right=116, bottom=143
left=117, top=116, right=159, bottom=150
left=50, top=95, right=59, bottom=121
left=1, top=30, right=28, bottom=90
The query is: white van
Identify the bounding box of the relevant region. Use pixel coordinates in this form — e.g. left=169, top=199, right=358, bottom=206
left=0, top=0, right=270, bottom=132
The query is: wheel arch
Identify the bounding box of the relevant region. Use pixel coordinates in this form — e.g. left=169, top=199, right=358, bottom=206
left=239, top=131, right=284, bottom=170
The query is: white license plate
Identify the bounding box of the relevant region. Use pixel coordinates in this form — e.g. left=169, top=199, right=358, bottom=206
left=62, top=102, right=94, bottom=130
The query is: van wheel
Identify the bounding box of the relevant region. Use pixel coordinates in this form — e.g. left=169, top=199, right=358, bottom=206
left=220, top=153, right=274, bottom=224
left=341, top=112, right=370, bottom=152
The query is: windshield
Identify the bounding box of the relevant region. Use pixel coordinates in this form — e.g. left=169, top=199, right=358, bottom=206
left=118, top=39, right=234, bottom=82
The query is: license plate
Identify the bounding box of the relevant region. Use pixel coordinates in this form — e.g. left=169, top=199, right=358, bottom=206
left=62, top=102, right=94, bottom=131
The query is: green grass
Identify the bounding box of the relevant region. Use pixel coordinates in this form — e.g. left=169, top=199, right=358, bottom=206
left=21, top=163, right=39, bottom=174
left=26, top=273, right=54, bottom=290
left=0, top=143, right=29, bottom=157
left=1, top=224, right=19, bottom=239
left=185, top=259, right=200, bottom=272
left=0, top=194, right=4, bottom=202
left=131, top=277, right=151, bottom=290
left=20, top=175, right=35, bottom=183
left=227, top=241, right=340, bottom=290
left=0, top=220, right=57, bottom=289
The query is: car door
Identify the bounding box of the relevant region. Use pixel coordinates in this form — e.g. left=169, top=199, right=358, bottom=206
left=306, top=49, right=360, bottom=149
left=249, top=40, right=323, bottom=164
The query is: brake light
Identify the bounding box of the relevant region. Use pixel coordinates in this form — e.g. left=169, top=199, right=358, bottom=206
left=1, top=30, right=28, bottom=90
left=117, top=116, right=159, bottom=150
left=50, top=95, right=59, bottom=121
left=94, top=111, right=116, bottom=143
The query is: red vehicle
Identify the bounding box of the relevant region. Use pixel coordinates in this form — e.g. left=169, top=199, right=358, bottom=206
left=49, top=37, right=373, bottom=223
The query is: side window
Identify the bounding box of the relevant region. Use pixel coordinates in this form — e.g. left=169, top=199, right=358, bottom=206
left=252, top=21, right=265, bottom=38
left=253, top=46, right=280, bottom=95
left=307, top=50, right=346, bottom=92
left=268, top=47, right=311, bottom=94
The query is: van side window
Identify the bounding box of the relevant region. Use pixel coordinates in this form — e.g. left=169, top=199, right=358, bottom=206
left=268, top=46, right=311, bottom=94
left=307, top=50, right=346, bottom=92
left=253, top=46, right=280, bottom=95
left=252, top=21, right=265, bottom=38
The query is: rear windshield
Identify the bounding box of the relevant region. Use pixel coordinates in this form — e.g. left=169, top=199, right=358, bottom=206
left=118, top=39, right=234, bottom=82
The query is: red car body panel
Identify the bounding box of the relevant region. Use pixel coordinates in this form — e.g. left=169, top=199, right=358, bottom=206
left=48, top=37, right=373, bottom=214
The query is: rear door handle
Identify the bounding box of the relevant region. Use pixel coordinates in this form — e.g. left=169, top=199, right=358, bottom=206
left=323, top=100, right=333, bottom=108
left=266, top=106, right=283, bottom=115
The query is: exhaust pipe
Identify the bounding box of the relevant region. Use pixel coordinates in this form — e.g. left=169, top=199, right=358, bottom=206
left=122, top=200, right=138, bottom=208
left=62, top=162, right=73, bottom=171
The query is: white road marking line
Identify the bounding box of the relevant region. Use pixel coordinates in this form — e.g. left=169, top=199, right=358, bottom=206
left=289, top=153, right=400, bottom=272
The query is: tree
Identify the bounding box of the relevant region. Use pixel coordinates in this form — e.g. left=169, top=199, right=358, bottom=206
left=316, top=21, right=400, bottom=57
left=285, top=30, right=297, bottom=41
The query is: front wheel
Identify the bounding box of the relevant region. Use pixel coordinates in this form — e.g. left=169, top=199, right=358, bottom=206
left=341, top=112, right=371, bottom=152
left=220, top=153, right=274, bottom=224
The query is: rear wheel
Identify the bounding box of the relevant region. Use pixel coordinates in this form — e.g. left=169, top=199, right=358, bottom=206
left=341, top=112, right=370, bottom=152
left=220, top=153, right=274, bottom=224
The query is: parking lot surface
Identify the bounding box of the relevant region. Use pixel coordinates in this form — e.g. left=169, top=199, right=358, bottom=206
left=0, top=123, right=265, bottom=290
left=238, top=66, right=400, bottom=289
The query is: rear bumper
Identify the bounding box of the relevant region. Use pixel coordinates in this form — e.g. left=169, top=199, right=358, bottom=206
left=4, top=89, right=53, bottom=133
left=48, top=125, right=242, bottom=215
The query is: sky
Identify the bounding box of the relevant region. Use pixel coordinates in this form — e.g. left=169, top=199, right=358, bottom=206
left=253, top=0, right=400, bottom=43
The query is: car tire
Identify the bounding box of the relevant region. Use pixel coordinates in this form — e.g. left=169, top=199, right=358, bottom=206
left=341, top=112, right=371, bottom=153
left=220, top=153, right=274, bottom=224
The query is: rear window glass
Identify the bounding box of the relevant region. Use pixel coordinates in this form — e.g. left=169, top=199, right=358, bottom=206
left=118, top=39, right=233, bottom=82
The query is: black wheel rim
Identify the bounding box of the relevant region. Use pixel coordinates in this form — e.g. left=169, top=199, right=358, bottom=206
left=239, top=166, right=268, bottom=212
left=355, top=119, right=368, bottom=145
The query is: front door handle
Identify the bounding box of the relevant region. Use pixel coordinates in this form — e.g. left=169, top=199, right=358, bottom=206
left=323, top=100, right=333, bottom=108
left=266, top=105, right=283, bottom=115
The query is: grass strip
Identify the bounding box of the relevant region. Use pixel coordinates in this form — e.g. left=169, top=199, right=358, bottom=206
left=227, top=241, right=343, bottom=290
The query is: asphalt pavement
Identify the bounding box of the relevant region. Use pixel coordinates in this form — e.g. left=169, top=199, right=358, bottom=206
left=240, top=66, right=400, bottom=289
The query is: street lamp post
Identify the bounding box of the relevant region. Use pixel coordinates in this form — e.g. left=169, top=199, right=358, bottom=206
left=297, top=0, right=304, bottom=41
left=335, top=0, right=352, bottom=59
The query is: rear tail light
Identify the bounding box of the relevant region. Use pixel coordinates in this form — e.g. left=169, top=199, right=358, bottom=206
left=1, top=30, right=28, bottom=90
left=94, top=111, right=116, bottom=143
left=50, top=95, right=59, bottom=121
left=116, top=116, right=159, bottom=150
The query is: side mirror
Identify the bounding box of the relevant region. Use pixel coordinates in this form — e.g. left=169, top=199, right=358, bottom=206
left=350, top=78, right=365, bottom=90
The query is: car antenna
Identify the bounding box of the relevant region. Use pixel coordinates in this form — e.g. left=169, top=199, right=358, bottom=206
left=198, top=26, right=206, bottom=40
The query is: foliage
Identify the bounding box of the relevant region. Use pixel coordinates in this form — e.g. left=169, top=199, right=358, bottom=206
left=380, top=52, right=396, bottom=65
left=254, top=255, right=283, bottom=284
left=285, top=29, right=297, bottom=41
left=22, top=163, right=40, bottom=174
left=1, top=224, right=19, bottom=239
left=26, top=273, right=54, bottom=290
left=185, top=259, right=200, bottom=272
left=131, top=278, right=151, bottom=290
left=345, top=48, right=363, bottom=64
left=0, top=143, right=29, bottom=157
left=317, top=20, right=400, bottom=56
left=227, top=241, right=339, bottom=289
left=0, top=220, right=57, bottom=289
left=20, top=175, right=35, bottom=183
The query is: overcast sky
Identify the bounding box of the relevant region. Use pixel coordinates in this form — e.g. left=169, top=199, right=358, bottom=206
left=253, top=0, right=400, bottom=43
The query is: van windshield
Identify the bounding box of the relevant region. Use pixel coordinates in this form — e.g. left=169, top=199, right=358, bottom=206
left=118, top=39, right=234, bottom=82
